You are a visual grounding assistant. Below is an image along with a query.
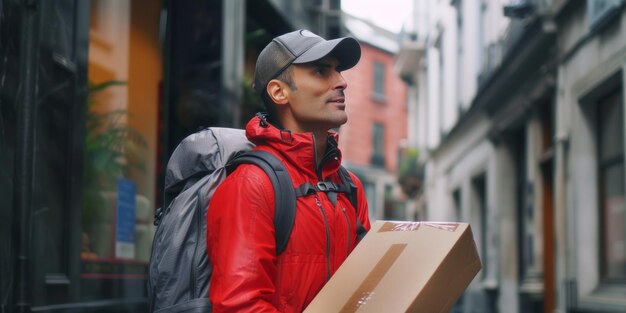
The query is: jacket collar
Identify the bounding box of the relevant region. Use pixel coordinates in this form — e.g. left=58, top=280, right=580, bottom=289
left=245, top=115, right=342, bottom=180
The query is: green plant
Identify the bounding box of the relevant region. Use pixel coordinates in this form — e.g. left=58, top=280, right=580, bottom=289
left=397, top=147, right=422, bottom=198
left=82, top=80, right=147, bottom=224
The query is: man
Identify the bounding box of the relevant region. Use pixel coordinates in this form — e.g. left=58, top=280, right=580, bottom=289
left=206, top=29, right=371, bottom=312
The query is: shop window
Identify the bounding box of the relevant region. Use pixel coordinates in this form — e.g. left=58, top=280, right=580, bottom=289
left=81, top=0, right=161, bottom=301
left=598, top=90, right=625, bottom=282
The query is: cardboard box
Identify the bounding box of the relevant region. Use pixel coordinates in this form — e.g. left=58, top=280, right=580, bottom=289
left=304, top=221, right=481, bottom=313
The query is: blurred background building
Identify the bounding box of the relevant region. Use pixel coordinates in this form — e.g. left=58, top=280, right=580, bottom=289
left=396, top=0, right=626, bottom=312
left=341, top=13, right=410, bottom=222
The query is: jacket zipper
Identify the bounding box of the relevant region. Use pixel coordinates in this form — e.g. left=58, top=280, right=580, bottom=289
left=312, top=133, right=339, bottom=280
left=342, top=207, right=352, bottom=255
left=315, top=195, right=332, bottom=281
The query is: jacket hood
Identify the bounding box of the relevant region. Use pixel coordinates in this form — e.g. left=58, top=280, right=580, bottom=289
left=245, top=115, right=342, bottom=180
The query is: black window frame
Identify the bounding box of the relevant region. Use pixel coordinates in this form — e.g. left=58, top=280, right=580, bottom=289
left=597, top=89, right=626, bottom=284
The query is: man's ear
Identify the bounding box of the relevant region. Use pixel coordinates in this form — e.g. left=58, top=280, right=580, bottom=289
left=266, top=79, right=289, bottom=106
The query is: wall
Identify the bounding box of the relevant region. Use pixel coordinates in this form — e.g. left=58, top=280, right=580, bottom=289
left=557, top=4, right=626, bottom=311
left=341, top=43, right=408, bottom=173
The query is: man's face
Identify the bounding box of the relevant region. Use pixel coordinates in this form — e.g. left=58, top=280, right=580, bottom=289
left=286, top=56, right=349, bottom=132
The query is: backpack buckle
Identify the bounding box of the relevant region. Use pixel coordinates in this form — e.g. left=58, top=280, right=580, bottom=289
left=256, top=112, right=269, bottom=128
left=316, top=181, right=338, bottom=192
left=154, top=207, right=163, bottom=226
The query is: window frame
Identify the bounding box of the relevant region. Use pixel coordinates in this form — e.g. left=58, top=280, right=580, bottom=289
left=587, top=0, right=625, bottom=33
left=575, top=69, right=626, bottom=311
left=371, top=61, right=386, bottom=103
left=596, top=90, right=626, bottom=284
left=371, top=122, right=385, bottom=167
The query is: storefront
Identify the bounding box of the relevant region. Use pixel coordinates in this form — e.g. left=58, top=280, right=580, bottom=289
left=0, top=0, right=305, bottom=311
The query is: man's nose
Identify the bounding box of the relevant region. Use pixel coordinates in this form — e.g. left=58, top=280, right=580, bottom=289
left=333, top=72, right=347, bottom=90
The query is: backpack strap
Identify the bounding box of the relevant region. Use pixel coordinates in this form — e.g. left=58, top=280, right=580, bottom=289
left=226, top=150, right=296, bottom=255
left=338, top=166, right=368, bottom=241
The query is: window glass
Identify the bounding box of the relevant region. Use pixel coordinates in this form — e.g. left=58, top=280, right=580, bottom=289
left=600, top=92, right=624, bottom=159
left=81, top=0, right=161, bottom=300
left=599, top=90, right=626, bottom=281
left=602, top=163, right=625, bottom=280
left=26, top=0, right=91, bottom=305
left=0, top=0, right=19, bottom=300
left=588, top=0, right=624, bottom=30
left=373, top=62, right=385, bottom=95
left=371, top=123, right=385, bottom=167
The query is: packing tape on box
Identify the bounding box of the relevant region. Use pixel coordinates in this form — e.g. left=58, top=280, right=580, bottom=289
left=378, top=221, right=459, bottom=233
left=338, top=243, right=407, bottom=312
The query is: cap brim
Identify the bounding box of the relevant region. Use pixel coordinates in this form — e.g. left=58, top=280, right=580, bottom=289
left=292, top=37, right=361, bottom=71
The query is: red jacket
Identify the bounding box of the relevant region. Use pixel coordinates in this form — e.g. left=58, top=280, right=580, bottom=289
left=206, top=116, right=371, bottom=312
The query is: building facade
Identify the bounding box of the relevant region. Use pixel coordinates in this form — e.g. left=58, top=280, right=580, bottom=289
left=397, top=0, right=626, bottom=312
left=340, top=14, right=410, bottom=221
left=0, top=0, right=343, bottom=311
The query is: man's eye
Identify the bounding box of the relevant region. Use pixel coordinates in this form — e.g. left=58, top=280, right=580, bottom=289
left=315, top=67, right=329, bottom=75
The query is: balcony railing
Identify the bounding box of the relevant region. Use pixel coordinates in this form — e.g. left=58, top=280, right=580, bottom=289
left=476, top=18, right=526, bottom=89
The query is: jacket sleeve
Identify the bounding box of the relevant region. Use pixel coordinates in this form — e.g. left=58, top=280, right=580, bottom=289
left=206, top=166, right=279, bottom=313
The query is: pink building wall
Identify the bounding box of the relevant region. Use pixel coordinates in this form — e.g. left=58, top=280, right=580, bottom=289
left=340, top=43, right=408, bottom=173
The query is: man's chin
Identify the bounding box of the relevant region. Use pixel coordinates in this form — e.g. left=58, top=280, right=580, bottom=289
left=328, top=116, right=348, bottom=130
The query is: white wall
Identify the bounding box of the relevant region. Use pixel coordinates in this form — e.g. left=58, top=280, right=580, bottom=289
left=425, top=45, right=438, bottom=150
left=409, top=0, right=511, bottom=149
left=424, top=112, right=492, bottom=222
left=403, top=1, right=522, bottom=312
left=441, top=5, right=458, bottom=134
left=558, top=8, right=626, bottom=308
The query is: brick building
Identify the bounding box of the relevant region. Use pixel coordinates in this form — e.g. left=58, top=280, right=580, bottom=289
left=340, top=14, right=409, bottom=221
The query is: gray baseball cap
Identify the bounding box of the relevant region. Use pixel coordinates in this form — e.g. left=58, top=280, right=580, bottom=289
left=252, top=29, right=361, bottom=96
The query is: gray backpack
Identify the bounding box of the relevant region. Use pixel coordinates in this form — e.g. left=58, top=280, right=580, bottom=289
left=147, top=126, right=364, bottom=313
